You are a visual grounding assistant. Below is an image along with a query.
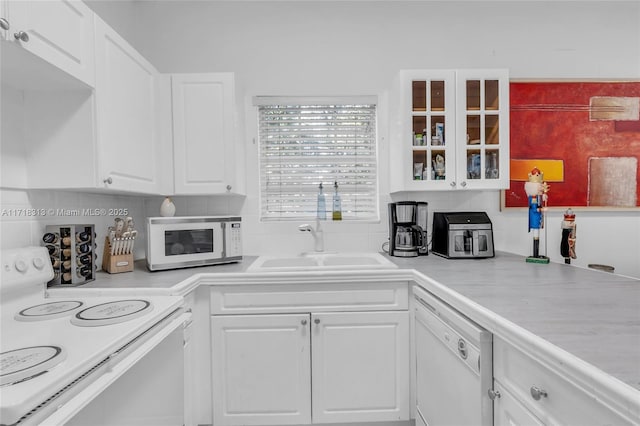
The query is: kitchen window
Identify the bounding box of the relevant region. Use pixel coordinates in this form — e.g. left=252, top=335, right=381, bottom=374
left=255, top=96, right=379, bottom=221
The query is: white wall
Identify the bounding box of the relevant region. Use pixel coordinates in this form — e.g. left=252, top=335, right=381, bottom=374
left=128, top=0, right=640, bottom=277
left=2, top=1, right=639, bottom=278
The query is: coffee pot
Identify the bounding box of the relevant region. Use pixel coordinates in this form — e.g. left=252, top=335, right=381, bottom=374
left=388, top=202, right=428, bottom=257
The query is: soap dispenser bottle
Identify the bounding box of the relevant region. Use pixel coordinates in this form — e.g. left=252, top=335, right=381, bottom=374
left=332, top=181, right=342, bottom=221
left=317, top=183, right=327, bottom=220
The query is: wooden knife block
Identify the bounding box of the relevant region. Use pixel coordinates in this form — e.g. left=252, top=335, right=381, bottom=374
left=102, top=236, right=134, bottom=274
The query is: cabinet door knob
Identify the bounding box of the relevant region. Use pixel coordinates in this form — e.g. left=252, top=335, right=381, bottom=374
left=450, top=181, right=456, bottom=187
left=103, top=177, right=113, bottom=185
left=487, top=389, right=501, bottom=400
left=530, top=386, right=548, bottom=400
left=301, top=319, right=307, bottom=325
left=460, top=181, right=467, bottom=187
left=14, top=30, right=29, bottom=42
left=226, top=184, right=232, bottom=192
left=0, top=18, right=9, bottom=31
left=314, top=318, right=320, bottom=324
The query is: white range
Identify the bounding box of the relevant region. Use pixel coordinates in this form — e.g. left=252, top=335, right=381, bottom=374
left=0, top=247, right=187, bottom=426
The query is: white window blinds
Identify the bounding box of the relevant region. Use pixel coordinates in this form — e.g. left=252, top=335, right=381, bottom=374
left=256, top=97, right=379, bottom=221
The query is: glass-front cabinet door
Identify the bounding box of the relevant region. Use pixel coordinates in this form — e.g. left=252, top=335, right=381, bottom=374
left=392, top=69, right=509, bottom=192
left=401, top=70, right=456, bottom=190
left=455, top=69, right=509, bottom=190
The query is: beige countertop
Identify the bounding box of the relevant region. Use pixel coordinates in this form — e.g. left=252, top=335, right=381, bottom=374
left=48, top=252, right=640, bottom=397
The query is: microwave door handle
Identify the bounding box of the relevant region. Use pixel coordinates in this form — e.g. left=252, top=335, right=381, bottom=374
left=472, top=230, right=479, bottom=256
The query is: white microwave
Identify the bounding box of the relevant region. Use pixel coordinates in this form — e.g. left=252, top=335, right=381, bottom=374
left=146, top=216, right=242, bottom=271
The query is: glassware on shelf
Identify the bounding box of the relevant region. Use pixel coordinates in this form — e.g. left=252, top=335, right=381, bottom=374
left=485, top=151, right=499, bottom=179
left=467, top=152, right=481, bottom=179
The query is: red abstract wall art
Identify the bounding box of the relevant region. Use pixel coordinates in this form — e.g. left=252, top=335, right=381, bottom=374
left=504, top=81, right=640, bottom=210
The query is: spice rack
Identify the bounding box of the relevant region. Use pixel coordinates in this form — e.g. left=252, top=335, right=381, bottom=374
left=43, top=224, right=96, bottom=287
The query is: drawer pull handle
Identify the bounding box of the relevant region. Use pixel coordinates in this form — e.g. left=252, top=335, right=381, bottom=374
left=14, top=30, right=29, bottom=42
left=530, top=386, right=548, bottom=400
left=487, top=389, right=501, bottom=400
left=457, top=338, right=468, bottom=359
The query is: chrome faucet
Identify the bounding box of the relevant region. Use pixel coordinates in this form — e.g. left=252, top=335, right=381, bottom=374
left=298, top=220, right=324, bottom=252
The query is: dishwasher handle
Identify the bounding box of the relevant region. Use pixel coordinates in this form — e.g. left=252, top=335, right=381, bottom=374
left=414, top=294, right=437, bottom=313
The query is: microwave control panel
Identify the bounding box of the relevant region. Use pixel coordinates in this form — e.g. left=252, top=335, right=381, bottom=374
left=226, top=222, right=242, bottom=258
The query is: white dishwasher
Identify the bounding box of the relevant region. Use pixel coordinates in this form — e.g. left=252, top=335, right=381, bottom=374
left=413, top=285, right=493, bottom=426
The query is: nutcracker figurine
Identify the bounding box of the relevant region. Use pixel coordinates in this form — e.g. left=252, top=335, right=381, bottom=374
left=524, top=167, right=550, bottom=263
left=560, top=208, right=577, bottom=264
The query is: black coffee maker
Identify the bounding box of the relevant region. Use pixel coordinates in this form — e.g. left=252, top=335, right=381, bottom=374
left=388, top=202, right=428, bottom=257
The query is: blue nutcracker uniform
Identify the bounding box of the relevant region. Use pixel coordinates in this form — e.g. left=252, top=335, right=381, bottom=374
left=528, top=195, right=543, bottom=231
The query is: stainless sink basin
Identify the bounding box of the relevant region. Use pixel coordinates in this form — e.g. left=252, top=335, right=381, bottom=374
left=247, top=252, right=397, bottom=272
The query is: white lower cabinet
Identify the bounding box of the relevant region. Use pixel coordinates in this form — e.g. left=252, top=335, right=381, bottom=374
left=493, top=337, right=635, bottom=425
left=311, top=311, right=410, bottom=424
left=492, top=380, right=545, bottom=426
left=211, top=314, right=312, bottom=425
left=211, top=311, right=409, bottom=426
left=182, top=291, right=196, bottom=426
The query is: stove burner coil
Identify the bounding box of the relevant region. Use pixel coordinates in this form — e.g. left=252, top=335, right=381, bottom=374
left=15, top=301, right=83, bottom=321
left=71, top=299, right=152, bottom=327
left=1, top=346, right=66, bottom=386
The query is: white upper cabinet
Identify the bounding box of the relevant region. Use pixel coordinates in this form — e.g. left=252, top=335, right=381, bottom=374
left=0, top=0, right=95, bottom=88
left=171, top=73, right=238, bottom=195
left=391, top=69, right=509, bottom=192
left=455, top=69, right=510, bottom=190
left=94, top=16, right=161, bottom=194
left=7, top=12, right=162, bottom=194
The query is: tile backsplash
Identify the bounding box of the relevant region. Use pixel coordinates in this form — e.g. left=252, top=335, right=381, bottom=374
left=0, top=189, right=242, bottom=269
left=1, top=189, right=148, bottom=265
left=3, top=188, right=638, bottom=278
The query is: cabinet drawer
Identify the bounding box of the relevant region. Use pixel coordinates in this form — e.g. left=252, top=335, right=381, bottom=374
left=210, top=282, right=409, bottom=314
left=494, top=337, right=634, bottom=425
